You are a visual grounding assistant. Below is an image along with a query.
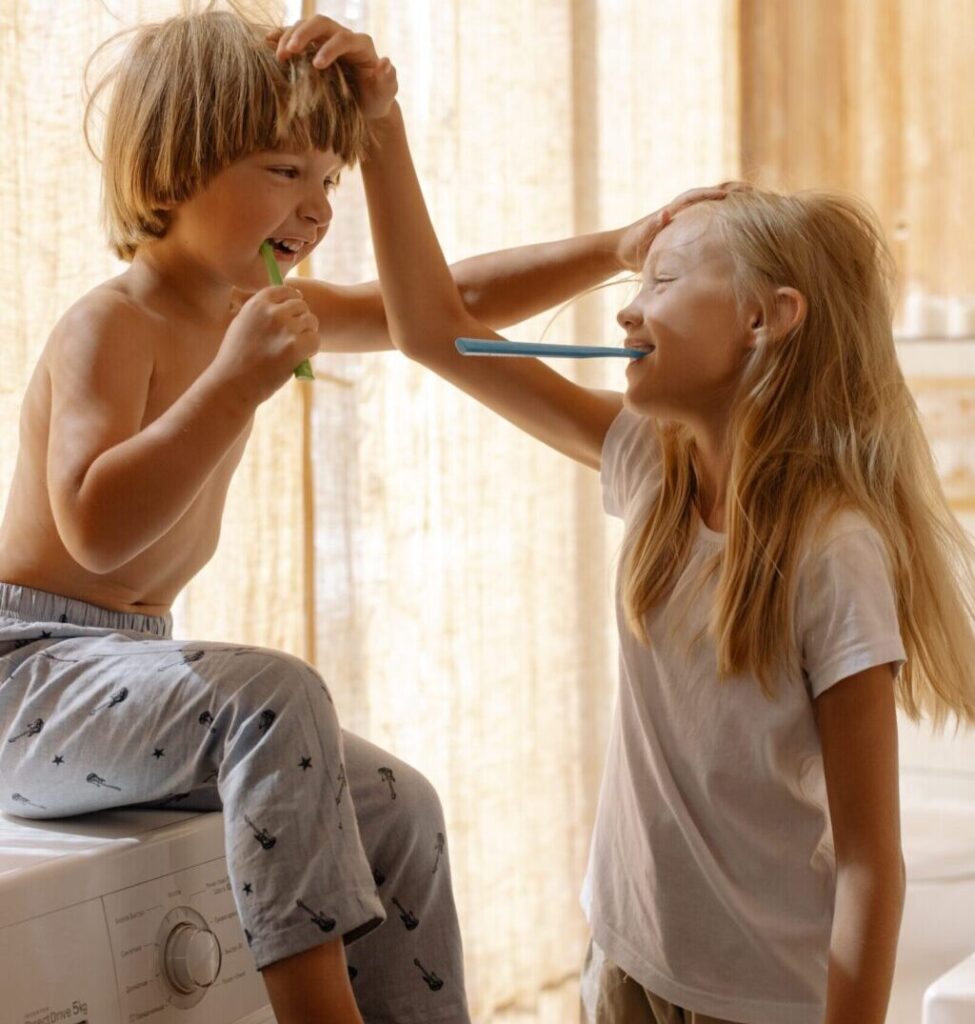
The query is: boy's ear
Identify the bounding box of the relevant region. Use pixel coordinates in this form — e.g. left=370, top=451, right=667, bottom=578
left=747, top=286, right=806, bottom=349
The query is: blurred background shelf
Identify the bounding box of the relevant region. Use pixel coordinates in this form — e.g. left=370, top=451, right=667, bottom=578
left=896, top=337, right=975, bottom=376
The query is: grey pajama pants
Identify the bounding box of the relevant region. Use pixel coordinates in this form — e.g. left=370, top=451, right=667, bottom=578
left=0, top=583, right=470, bottom=1024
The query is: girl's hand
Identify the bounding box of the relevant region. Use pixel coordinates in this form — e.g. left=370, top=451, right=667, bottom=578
left=267, top=16, right=398, bottom=121
left=614, top=183, right=745, bottom=272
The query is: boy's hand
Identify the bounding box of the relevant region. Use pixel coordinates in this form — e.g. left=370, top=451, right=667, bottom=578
left=614, top=183, right=742, bottom=272
left=214, top=286, right=320, bottom=406
left=267, top=16, right=398, bottom=121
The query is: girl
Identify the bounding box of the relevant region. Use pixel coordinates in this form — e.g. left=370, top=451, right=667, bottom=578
left=306, top=17, right=975, bottom=1024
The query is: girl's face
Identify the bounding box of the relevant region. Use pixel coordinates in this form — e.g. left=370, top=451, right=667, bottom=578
left=164, top=146, right=343, bottom=291
left=618, top=204, right=753, bottom=429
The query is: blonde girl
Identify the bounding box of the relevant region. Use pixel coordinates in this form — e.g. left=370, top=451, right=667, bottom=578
left=299, top=18, right=975, bottom=1023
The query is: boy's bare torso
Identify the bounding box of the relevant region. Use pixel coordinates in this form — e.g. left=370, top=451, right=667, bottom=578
left=0, top=278, right=252, bottom=617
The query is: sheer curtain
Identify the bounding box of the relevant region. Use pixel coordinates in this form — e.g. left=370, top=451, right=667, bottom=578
left=297, top=2, right=734, bottom=1018
left=10, top=1, right=973, bottom=1021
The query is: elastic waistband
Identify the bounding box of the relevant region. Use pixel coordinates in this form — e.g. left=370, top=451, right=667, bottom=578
left=0, top=582, right=172, bottom=638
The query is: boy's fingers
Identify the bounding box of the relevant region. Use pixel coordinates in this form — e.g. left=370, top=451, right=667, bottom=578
left=664, top=186, right=730, bottom=219
left=262, top=285, right=303, bottom=303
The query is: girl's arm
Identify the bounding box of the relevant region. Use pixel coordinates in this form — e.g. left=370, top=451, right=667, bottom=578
left=813, top=663, right=906, bottom=1024
left=359, top=100, right=622, bottom=469
left=297, top=228, right=632, bottom=354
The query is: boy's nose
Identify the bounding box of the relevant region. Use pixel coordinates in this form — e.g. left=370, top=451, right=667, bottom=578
left=298, top=194, right=332, bottom=229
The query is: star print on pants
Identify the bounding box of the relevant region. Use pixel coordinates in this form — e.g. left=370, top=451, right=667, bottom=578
left=153, top=748, right=165, bottom=759
left=243, top=882, right=253, bottom=894
left=52, top=755, right=64, bottom=766
left=299, top=756, right=312, bottom=770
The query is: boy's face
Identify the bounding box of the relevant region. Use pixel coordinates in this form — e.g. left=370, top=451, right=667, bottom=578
left=164, top=146, right=344, bottom=292
left=618, top=203, right=750, bottom=426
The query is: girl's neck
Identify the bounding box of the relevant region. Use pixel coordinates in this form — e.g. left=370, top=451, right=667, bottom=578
left=689, top=427, right=730, bottom=534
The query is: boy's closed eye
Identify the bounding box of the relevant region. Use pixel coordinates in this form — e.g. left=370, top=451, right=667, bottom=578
left=270, top=166, right=341, bottom=193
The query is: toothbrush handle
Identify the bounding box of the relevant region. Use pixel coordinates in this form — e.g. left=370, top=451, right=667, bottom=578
left=260, top=242, right=315, bottom=380
left=455, top=338, right=639, bottom=359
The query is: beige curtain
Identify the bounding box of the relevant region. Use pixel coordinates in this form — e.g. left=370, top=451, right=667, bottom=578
left=296, top=2, right=734, bottom=1018
left=737, top=0, right=975, bottom=777
left=3, top=1, right=973, bottom=1021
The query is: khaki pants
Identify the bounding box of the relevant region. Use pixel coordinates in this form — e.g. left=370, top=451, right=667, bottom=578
left=582, top=940, right=740, bottom=1024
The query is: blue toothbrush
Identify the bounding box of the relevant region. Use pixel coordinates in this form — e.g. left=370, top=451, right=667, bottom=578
left=455, top=338, right=645, bottom=359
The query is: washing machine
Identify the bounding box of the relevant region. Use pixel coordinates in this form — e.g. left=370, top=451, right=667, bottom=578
left=886, top=767, right=975, bottom=1024
left=0, top=807, right=277, bottom=1024
left=924, top=952, right=975, bottom=1023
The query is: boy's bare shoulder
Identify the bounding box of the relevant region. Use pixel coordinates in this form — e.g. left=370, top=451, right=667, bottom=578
left=44, top=281, right=159, bottom=378
left=49, top=281, right=157, bottom=346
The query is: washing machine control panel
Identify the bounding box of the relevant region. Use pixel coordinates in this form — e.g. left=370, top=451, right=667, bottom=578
left=2, top=853, right=268, bottom=1024
left=157, top=906, right=223, bottom=1004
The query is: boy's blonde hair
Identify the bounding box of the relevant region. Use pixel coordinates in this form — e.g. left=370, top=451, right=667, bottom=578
left=622, top=188, right=975, bottom=732
left=84, top=4, right=372, bottom=260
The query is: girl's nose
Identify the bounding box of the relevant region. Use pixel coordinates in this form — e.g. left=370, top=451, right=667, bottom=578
left=617, top=303, right=642, bottom=330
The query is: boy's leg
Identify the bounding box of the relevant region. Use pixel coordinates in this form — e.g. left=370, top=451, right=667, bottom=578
left=261, top=937, right=364, bottom=1024
left=340, top=730, right=471, bottom=1024
left=0, top=589, right=385, bottom=1005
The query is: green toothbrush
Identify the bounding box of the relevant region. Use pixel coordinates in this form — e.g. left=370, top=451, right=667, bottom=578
left=259, top=241, right=314, bottom=380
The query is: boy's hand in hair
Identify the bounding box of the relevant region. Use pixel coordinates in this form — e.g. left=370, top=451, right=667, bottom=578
left=614, top=184, right=733, bottom=272
left=267, top=16, right=398, bottom=121
left=213, top=286, right=320, bottom=407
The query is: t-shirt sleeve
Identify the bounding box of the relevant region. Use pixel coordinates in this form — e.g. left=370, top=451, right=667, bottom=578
left=797, top=525, right=907, bottom=699
left=600, top=408, right=660, bottom=519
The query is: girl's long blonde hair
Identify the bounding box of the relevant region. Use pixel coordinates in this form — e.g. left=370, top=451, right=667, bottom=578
left=622, top=188, right=975, bottom=732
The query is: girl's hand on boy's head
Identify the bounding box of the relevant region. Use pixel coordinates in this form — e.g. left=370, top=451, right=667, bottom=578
left=267, top=16, right=398, bottom=121
left=615, top=184, right=737, bottom=273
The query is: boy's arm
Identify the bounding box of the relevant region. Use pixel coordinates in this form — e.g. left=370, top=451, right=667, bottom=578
left=295, top=228, right=628, bottom=353
left=814, top=664, right=906, bottom=1024
left=47, top=285, right=312, bottom=574
left=46, top=296, right=255, bottom=574
left=358, top=101, right=621, bottom=469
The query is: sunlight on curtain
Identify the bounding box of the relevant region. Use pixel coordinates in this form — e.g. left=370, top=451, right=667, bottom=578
left=304, top=2, right=735, bottom=1018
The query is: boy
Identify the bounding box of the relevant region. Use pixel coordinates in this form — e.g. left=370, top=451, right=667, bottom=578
left=0, top=8, right=663, bottom=1023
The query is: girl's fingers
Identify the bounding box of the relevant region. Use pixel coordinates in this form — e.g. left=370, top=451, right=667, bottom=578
left=272, top=16, right=381, bottom=72
left=275, top=24, right=298, bottom=59
left=313, top=31, right=377, bottom=70
left=275, top=15, right=337, bottom=59
left=286, top=15, right=347, bottom=54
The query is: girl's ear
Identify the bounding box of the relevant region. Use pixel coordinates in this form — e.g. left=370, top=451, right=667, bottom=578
left=773, top=286, right=807, bottom=336
left=747, top=286, right=806, bottom=349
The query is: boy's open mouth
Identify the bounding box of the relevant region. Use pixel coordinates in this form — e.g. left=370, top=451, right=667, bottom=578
left=266, top=237, right=306, bottom=259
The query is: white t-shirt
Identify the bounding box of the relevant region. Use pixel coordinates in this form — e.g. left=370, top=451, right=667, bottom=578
left=581, top=408, right=906, bottom=1024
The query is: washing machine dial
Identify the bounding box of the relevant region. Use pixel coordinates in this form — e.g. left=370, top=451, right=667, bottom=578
left=156, top=906, right=223, bottom=1007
